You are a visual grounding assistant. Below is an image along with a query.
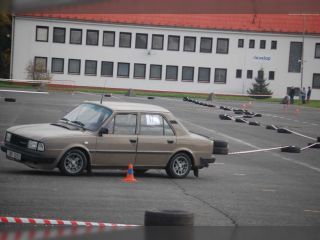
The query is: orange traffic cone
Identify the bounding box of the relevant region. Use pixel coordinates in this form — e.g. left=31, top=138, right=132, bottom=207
left=123, top=163, right=137, bottom=182
left=295, top=107, right=300, bottom=114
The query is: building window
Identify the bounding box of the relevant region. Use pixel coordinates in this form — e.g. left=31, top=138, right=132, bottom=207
left=135, top=33, right=148, bottom=49
left=86, top=30, right=99, bottom=46
left=68, top=59, right=81, bottom=75
left=152, top=34, right=164, bottom=50
left=166, top=65, right=178, bottom=81
left=200, top=37, right=212, bottom=53
left=134, top=63, right=146, bottom=78
left=247, top=70, right=253, bottom=79
left=182, top=66, right=194, bottom=82
left=183, top=36, right=196, bottom=52
left=260, top=40, right=266, bottom=49
left=70, top=28, right=82, bottom=44
left=238, top=39, right=244, bottom=48
left=216, top=38, right=229, bottom=54
left=150, top=65, right=162, bottom=80
left=271, top=40, right=277, bottom=49
left=53, top=27, right=65, bottom=43
left=236, top=69, right=242, bottom=78
left=85, top=60, right=97, bottom=75
left=101, top=61, right=113, bottom=77
left=198, top=67, right=210, bottom=83
left=315, top=43, right=320, bottom=58
left=36, top=26, right=48, bottom=42
left=313, top=73, right=320, bottom=89
left=51, top=58, right=64, bottom=73
left=34, top=57, right=47, bottom=72
left=288, top=42, right=303, bottom=73
left=214, top=68, right=227, bottom=84
left=249, top=39, right=255, bottom=48
left=269, top=71, right=275, bottom=80
left=119, top=32, right=132, bottom=48
left=168, top=35, right=180, bottom=51
left=117, top=62, right=130, bottom=77
left=103, top=31, right=115, bottom=47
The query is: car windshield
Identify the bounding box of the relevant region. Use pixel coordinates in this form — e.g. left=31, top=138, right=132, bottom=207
left=61, top=103, right=112, bottom=131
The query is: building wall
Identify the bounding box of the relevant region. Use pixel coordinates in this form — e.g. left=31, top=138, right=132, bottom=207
left=12, top=17, right=320, bottom=99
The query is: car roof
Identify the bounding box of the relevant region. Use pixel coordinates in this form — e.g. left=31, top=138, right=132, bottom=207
left=87, top=101, right=170, bottom=113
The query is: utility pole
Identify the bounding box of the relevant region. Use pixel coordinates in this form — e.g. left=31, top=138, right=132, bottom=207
left=300, top=14, right=305, bottom=90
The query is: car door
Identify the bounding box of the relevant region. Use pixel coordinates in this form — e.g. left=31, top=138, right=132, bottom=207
left=93, top=113, right=138, bottom=167
left=135, top=113, right=176, bottom=167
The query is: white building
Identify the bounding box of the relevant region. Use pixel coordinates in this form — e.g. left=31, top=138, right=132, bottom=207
left=11, top=14, right=320, bottom=99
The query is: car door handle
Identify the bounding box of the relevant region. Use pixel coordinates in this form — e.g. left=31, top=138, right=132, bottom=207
left=167, top=140, right=174, bottom=144
left=129, top=139, right=137, bottom=143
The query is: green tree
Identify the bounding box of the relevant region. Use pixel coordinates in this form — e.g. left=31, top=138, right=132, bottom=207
left=247, top=69, right=273, bottom=98
left=0, top=13, right=11, bottom=79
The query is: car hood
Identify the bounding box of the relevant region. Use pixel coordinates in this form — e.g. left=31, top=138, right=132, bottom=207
left=7, top=123, right=92, bottom=141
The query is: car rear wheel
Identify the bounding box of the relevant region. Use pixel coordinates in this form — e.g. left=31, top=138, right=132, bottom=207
left=59, top=149, right=87, bottom=176
left=166, top=153, right=192, bottom=179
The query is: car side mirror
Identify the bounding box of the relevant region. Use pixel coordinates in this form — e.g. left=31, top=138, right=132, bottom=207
left=99, top=127, right=109, bottom=136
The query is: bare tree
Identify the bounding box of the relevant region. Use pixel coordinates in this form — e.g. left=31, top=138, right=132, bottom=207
left=25, top=60, right=52, bottom=80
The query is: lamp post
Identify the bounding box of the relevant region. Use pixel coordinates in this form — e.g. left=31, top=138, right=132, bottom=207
left=300, top=14, right=306, bottom=90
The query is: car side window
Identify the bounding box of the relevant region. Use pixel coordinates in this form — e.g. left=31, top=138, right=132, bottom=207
left=113, top=114, right=137, bottom=135
left=140, top=114, right=175, bottom=136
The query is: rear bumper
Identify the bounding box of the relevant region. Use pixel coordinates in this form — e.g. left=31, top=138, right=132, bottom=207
left=1, top=144, right=55, bottom=164
left=199, top=156, right=215, bottom=168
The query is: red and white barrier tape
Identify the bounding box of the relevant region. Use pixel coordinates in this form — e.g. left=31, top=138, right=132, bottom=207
left=0, top=216, right=138, bottom=227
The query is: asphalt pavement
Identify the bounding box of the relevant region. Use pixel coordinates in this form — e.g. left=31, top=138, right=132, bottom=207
left=0, top=90, right=319, bottom=226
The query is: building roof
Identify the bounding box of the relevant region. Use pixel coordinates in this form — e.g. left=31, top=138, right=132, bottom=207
left=19, top=13, right=320, bottom=34
left=89, top=101, right=170, bottom=113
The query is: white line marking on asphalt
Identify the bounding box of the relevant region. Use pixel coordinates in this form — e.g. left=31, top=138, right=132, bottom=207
left=182, top=120, right=320, bottom=173
left=214, top=162, right=225, bottom=165
left=301, top=143, right=318, bottom=151
left=287, top=129, right=317, bottom=141
left=0, top=89, right=49, bottom=94
left=229, top=146, right=287, bottom=155
left=233, top=173, right=245, bottom=176
left=304, top=210, right=320, bottom=213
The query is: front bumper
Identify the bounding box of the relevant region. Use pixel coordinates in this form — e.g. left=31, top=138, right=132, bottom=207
left=199, top=155, right=216, bottom=168
left=1, top=143, right=55, bottom=164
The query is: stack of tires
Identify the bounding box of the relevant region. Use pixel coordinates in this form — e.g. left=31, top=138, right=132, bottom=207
left=213, top=140, right=229, bottom=155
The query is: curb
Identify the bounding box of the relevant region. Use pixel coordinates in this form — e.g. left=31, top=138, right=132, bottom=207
left=0, top=216, right=138, bottom=227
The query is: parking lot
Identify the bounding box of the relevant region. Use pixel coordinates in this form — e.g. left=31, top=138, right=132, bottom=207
left=0, top=90, right=320, bottom=226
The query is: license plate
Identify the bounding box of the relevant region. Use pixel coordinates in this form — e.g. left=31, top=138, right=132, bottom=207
left=7, top=150, right=21, bottom=161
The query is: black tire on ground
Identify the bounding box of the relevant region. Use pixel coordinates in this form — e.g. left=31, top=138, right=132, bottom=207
left=145, top=210, right=194, bottom=226
left=235, top=118, right=248, bottom=123
left=234, top=110, right=244, bottom=115
left=135, top=169, right=148, bottom=175
left=249, top=121, right=260, bottom=126
left=166, top=153, right=192, bottom=178
left=104, top=93, right=112, bottom=97
left=219, top=114, right=233, bottom=120
left=147, top=96, right=155, bottom=99
left=266, top=125, right=277, bottom=130
left=224, top=107, right=232, bottom=111
left=58, top=149, right=87, bottom=176
left=254, top=113, right=262, bottom=117
left=219, top=106, right=225, bottom=110
left=214, top=140, right=228, bottom=148
left=308, top=143, right=320, bottom=149
left=277, top=128, right=291, bottom=134
left=213, top=147, right=229, bottom=155
left=243, top=115, right=253, bottom=118
left=317, top=137, right=320, bottom=142
left=281, top=146, right=301, bottom=153
left=4, top=98, right=16, bottom=102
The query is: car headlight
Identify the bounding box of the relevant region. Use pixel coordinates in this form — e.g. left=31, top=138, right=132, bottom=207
left=5, top=132, right=12, bottom=142
left=37, top=142, right=45, bottom=152
left=28, top=140, right=38, bottom=150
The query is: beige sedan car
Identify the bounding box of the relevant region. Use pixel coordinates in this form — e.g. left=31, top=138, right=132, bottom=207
left=1, top=101, right=215, bottom=178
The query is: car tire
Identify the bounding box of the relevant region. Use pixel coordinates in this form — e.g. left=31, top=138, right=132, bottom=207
left=214, top=140, right=228, bottom=148
left=277, top=128, right=291, bottom=134
left=249, top=121, right=260, bottom=126
left=166, top=153, right=192, bottom=179
left=254, top=113, right=262, bottom=117
left=281, top=146, right=301, bottom=153
left=145, top=210, right=194, bottom=226
left=213, top=147, right=229, bottom=155
left=235, top=118, right=248, bottom=123
left=59, top=149, right=87, bottom=176
left=234, top=110, right=244, bottom=115
left=219, top=114, right=233, bottom=120
left=266, top=125, right=277, bottom=130
left=147, top=96, right=155, bottom=100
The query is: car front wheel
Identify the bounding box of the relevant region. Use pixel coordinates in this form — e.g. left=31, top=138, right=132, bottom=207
left=166, top=153, right=192, bottom=178
left=59, top=149, right=87, bottom=176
